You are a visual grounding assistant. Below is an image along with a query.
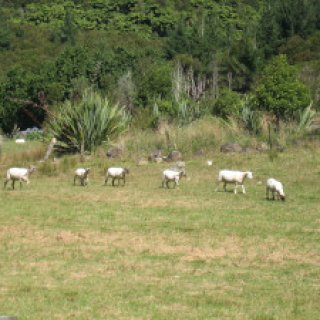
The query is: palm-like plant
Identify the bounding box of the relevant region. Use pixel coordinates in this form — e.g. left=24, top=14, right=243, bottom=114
left=297, top=102, right=316, bottom=132
left=48, top=90, right=128, bottom=154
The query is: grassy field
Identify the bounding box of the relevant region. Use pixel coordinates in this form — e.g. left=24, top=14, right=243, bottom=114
left=0, top=140, right=320, bottom=319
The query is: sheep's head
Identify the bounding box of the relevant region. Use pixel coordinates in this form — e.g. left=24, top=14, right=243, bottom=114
left=28, top=165, right=36, bottom=174
left=246, top=171, right=253, bottom=179
left=179, top=168, right=186, bottom=178
left=85, top=168, right=91, bottom=174
left=279, top=191, right=286, bottom=201
left=124, top=168, right=129, bottom=174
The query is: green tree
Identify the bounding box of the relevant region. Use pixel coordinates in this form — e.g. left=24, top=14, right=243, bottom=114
left=0, top=66, right=47, bottom=132
left=212, top=89, right=243, bottom=119
left=0, top=5, right=11, bottom=51
left=137, top=62, right=172, bottom=107
left=254, top=55, right=310, bottom=124
left=60, top=8, right=78, bottom=45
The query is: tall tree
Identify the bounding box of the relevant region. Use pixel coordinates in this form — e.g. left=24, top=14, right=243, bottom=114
left=254, top=55, right=310, bottom=125
left=60, top=7, right=78, bottom=45
left=0, top=4, right=11, bottom=51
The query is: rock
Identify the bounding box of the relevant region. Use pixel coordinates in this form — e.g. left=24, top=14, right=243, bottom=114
left=257, top=142, right=269, bottom=152
left=106, top=147, right=122, bottom=159
left=154, top=157, right=163, bottom=163
left=243, top=145, right=258, bottom=153
left=276, top=144, right=285, bottom=152
left=291, top=139, right=302, bottom=146
left=175, top=161, right=186, bottom=168
left=220, top=143, right=243, bottom=153
left=194, top=149, right=205, bottom=156
left=137, top=158, right=148, bottom=166
left=148, top=149, right=162, bottom=162
left=167, top=150, right=182, bottom=161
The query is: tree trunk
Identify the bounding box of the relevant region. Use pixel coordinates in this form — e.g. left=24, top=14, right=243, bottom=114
left=80, top=139, right=85, bottom=162
left=43, top=138, right=57, bottom=161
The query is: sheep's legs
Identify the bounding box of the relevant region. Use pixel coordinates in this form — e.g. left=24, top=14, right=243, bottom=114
left=162, top=178, right=173, bottom=189
left=241, top=184, right=246, bottom=194
left=234, top=183, right=238, bottom=194
left=3, top=178, right=9, bottom=189
left=112, top=178, right=119, bottom=187
left=166, top=180, right=173, bottom=189
left=105, top=176, right=109, bottom=185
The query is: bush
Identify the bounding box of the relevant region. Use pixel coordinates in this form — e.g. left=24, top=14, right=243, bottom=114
left=212, top=89, right=243, bottom=119
left=254, top=55, right=310, bottom=122
left=241, top=97, right=262, bottom=135
left=48, top=90, right=128, bottom=154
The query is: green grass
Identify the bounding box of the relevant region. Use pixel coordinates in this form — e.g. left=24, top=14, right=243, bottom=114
left=0, top=139, right=45, bottom=167
left=0, top=142, right=320, bottom=319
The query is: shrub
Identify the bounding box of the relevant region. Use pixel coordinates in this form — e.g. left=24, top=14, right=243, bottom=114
left=297, top=102, right=316, bottom=132
left=48, top=90, right=128, bottom=154
left=241, top=103, right=262, bottom=135
left=254, top=55, right=310, bottom=123
left=212, top=89, right=243, bottom=119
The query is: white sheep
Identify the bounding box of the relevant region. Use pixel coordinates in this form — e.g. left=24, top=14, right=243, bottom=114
left=105, top=167, right=129, bottom=186
left=215, top=170, right=253, bottom=194
left=4, top=165, right=36, bottom=190
left=162, top=167, right=186, bottom=189
left=266, top=178, right=285, bottom=201
left=74, top=168, right=90, bottom=186
left=15, top=138, right=26, bottom=144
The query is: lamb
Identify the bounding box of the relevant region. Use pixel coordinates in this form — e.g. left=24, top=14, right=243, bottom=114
left=74, top=168, right=90, bottom=186
left=215, top=170, right=253, bottom=194
left=162, top=167, right=186, bottom=189
left=4, top=165, right=36, bottom=190
left=266, top=178, right=285, bottom=201
left=105, top=167, right=129, bottom=186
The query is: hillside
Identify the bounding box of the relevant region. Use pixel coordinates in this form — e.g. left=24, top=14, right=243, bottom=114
left=0, top=0, right=319, bottom=133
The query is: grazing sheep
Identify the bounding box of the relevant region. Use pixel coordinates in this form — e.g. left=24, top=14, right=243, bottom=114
left=4, top=165, right=36, bottom=190
left=105, top=167, right=129, bottom=186
left=266, top=178, right=285, bottom=201
left=215, top=170, right=253, bottom=194
left=74, top=168, right=90, bottom=186
left=162, top=167, right=186, bottom=189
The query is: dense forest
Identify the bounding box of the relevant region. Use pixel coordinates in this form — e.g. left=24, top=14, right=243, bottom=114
left=0, top=0, right=319, bottom=137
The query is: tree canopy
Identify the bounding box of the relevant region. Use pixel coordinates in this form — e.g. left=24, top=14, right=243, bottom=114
left=0, top=0, right=319, bottom=132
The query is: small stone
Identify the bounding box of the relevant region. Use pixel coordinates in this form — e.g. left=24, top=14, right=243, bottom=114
left=168, top=150, right=182, bottom=161
left=220, top=143, right=243, bottom=153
